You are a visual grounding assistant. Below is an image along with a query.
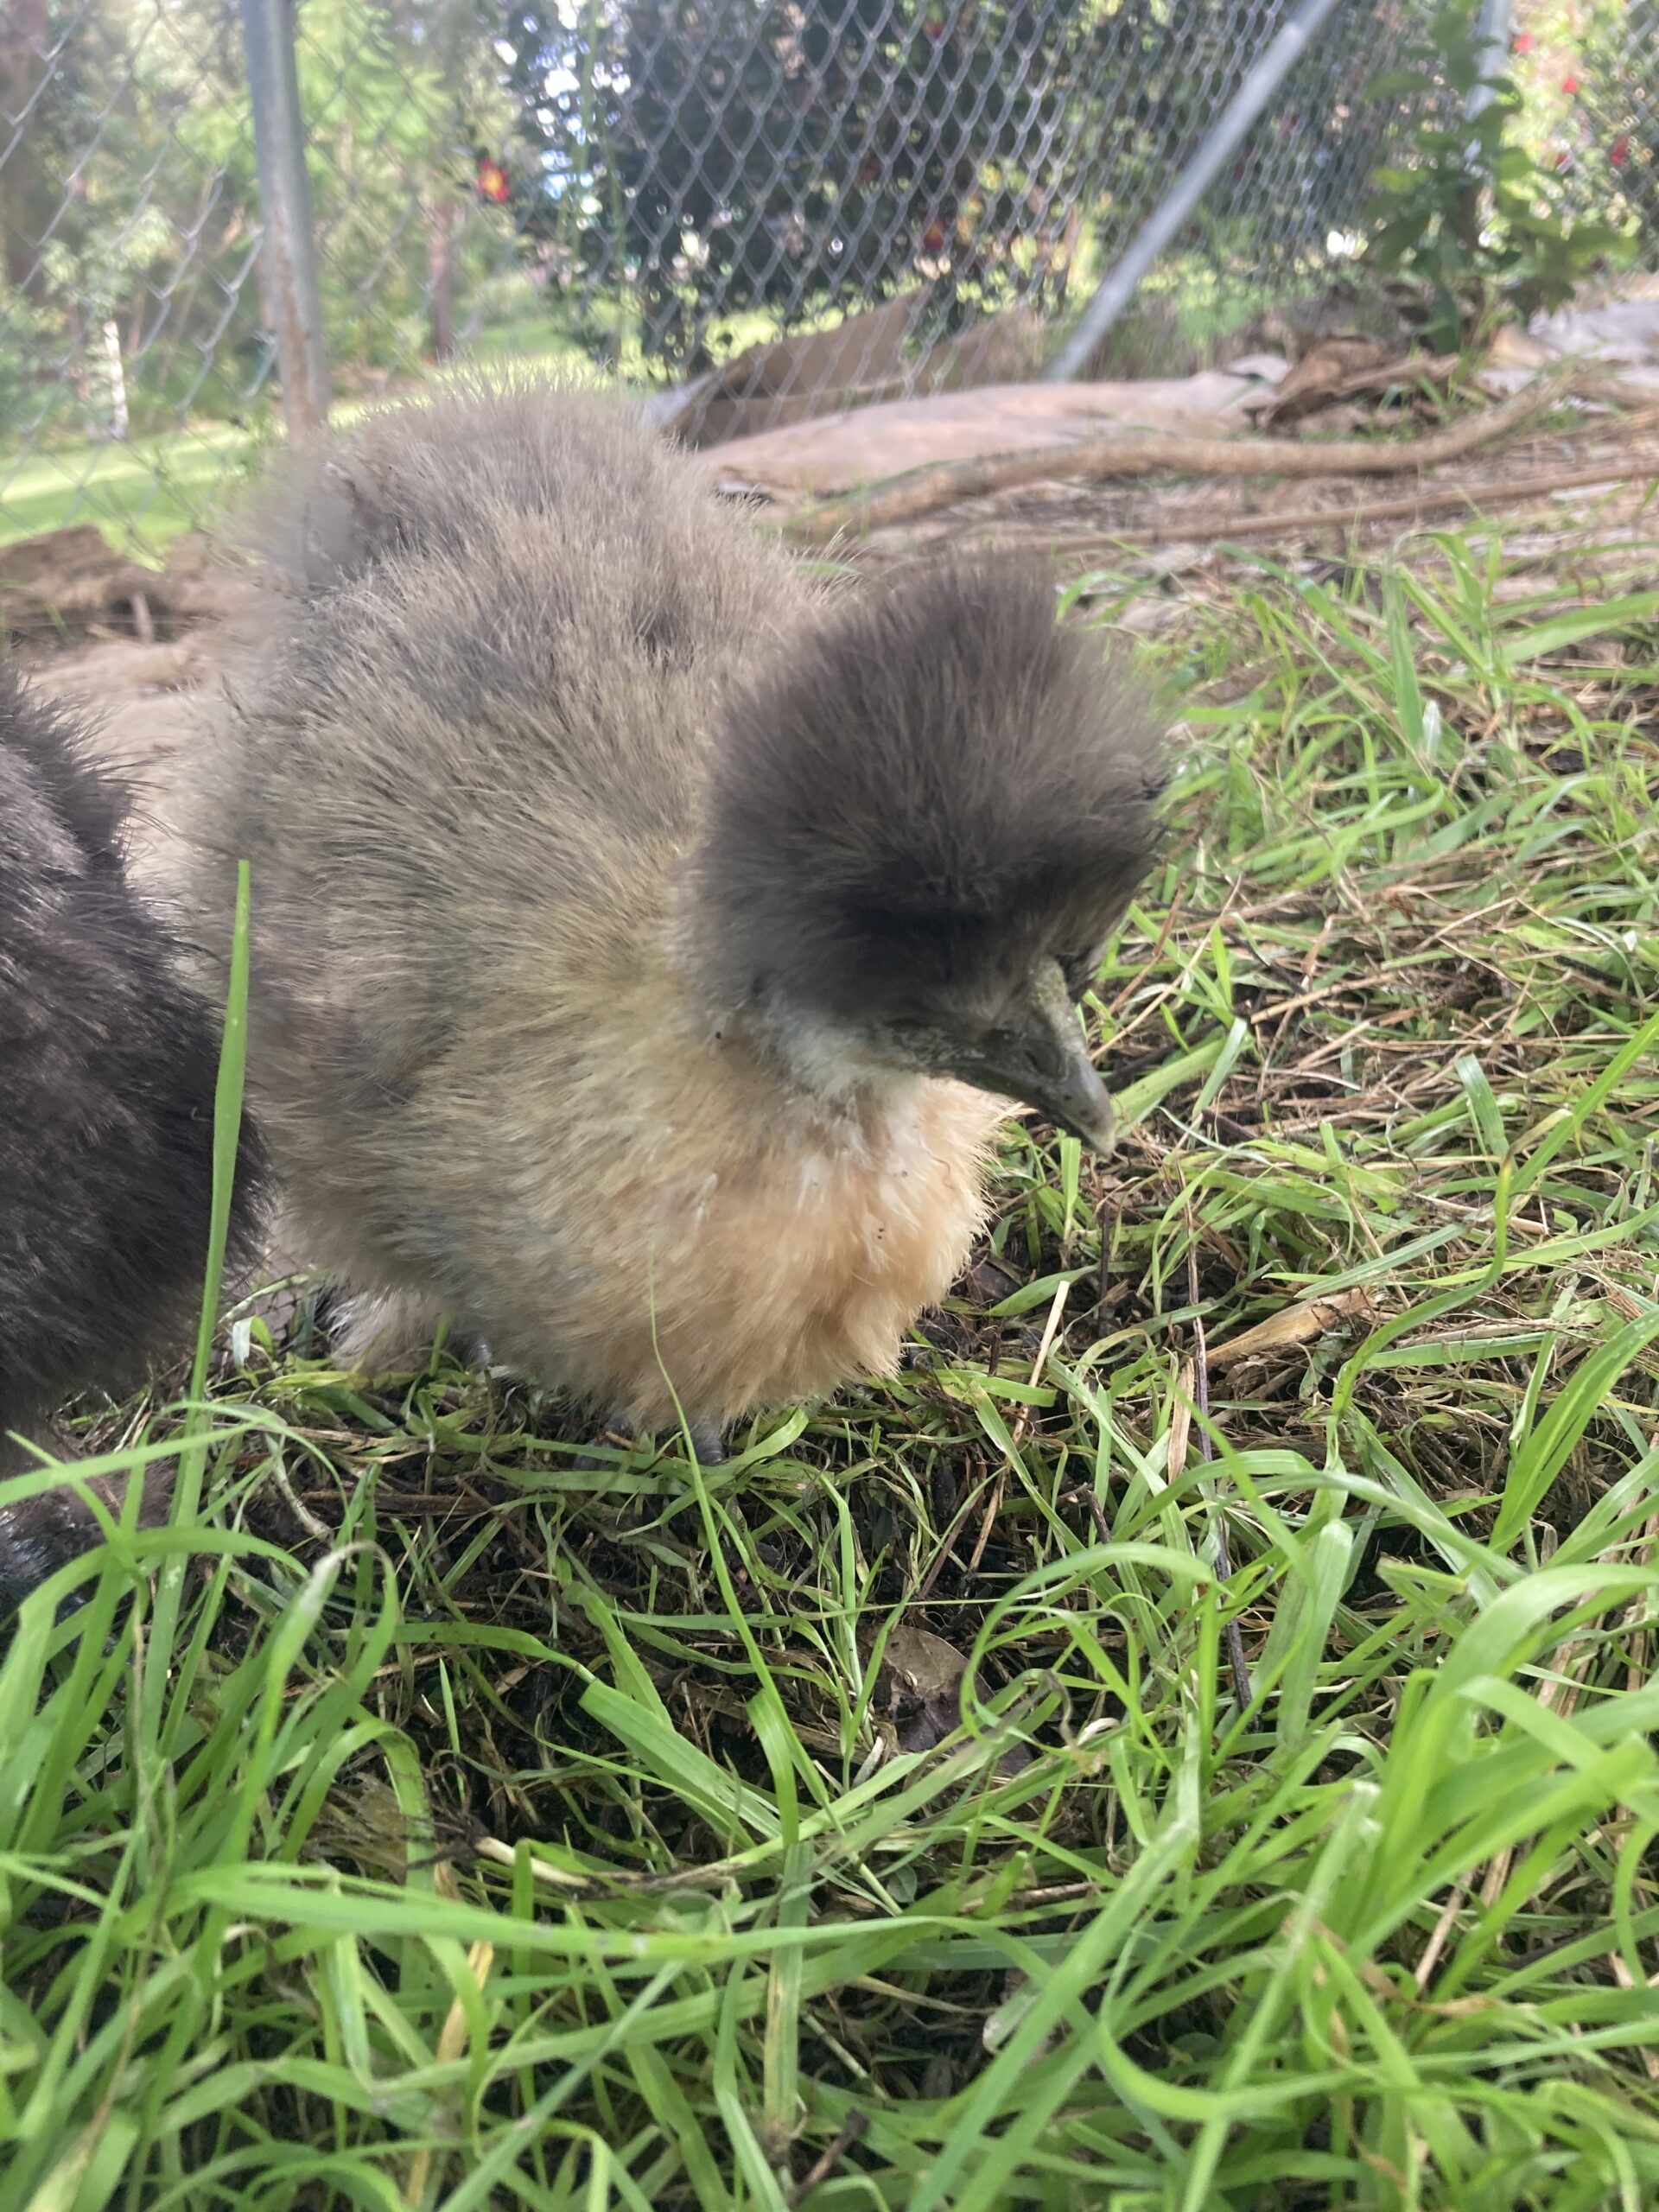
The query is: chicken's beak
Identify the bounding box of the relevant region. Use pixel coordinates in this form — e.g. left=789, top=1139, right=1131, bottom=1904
left=947, top=959, right=1116, bottom=1152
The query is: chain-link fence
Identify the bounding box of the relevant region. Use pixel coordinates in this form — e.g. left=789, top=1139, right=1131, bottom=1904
left=0, top=0, right=1653, bottom=559
left=1516, top=0, right=1659, bottom=258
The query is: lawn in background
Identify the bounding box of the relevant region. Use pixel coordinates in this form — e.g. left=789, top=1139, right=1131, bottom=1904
left=3, top=531, right=1658, bottom=2209
left=0, top=417, right=259, bottom=556
left=0, top=308, right=773, bottom=557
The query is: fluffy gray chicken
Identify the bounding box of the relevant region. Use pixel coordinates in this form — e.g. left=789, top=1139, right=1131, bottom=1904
left=187, top=379, right=1166, bottom=1449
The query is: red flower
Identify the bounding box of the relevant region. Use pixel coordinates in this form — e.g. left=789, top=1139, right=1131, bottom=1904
left=1554, top=148, right=1571, bottom=169
left=1513, top=30, right=1534, bottom=52
left=1561, top=73, right=1580, bottom=95
left=920, top=218, right=947, bottom=252
left=476, top=157, right=510, bottom=206
left=1611, top=133, right=1630, bottom=168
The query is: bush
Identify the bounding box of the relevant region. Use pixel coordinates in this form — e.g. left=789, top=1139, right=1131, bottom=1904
left=1363, top=0, right=1629, bottom=352
left=504, top=0, right=1115, bottom=371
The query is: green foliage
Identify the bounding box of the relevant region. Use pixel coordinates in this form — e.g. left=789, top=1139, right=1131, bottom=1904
left=1363, top=1, right=1626, bottom=352
left=498, top=0, right=1430, bottom=377
left=0, top=0, right=267, bottom=442
left=290, top=0, right=522, bottom=375
left=0, top=0, right=528, bottom=457
left=1510, top=0, right=1659, bottom=268
left=0, top=296, right=54, bottom=442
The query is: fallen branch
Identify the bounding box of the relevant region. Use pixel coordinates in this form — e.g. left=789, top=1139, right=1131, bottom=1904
left=1141, top=437, right=1659, bottom=546
left=784, top=367, right=1580, bottom=545
left=1050, top=445, right=1659, bottom=551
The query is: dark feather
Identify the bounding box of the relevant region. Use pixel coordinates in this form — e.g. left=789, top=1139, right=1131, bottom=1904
left=694, top=557, right=1166, bottom=1028
left=0, top=663, right=267, bottom=1610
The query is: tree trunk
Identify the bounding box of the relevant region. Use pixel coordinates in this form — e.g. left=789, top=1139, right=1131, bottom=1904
left=426, top=195, right=456, bottom=362
left=0, top=0, right=52, bottom=299
left=101, top=319, right=129, bottom=441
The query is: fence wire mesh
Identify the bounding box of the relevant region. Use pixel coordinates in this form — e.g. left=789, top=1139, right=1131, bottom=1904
left=0, top=0, right=272, bottom=546
left=0, top=0, right=1651, bottom=558
left=1516, top=0, right=1659, bottom=264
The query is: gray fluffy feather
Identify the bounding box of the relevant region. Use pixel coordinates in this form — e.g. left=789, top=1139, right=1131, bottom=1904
left=181, top=376, right=1166, bottom=1427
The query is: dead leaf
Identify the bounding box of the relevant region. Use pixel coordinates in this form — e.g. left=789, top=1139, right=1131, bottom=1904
left=1166, top=1360, right=1194, bottom=1483
left=921, top=2053, right=956, bottom=2100
left=1206, top=1287, right=1377, bottom=1373
left=1254, top=337, right=1459, bottom=429
left=405, top=1938, right=494, bottom=2202
left=879, top=1620, right=969, bottom=1753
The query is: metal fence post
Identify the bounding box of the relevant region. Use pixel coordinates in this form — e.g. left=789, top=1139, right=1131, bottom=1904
left=239, top=0, right=327, bottom=436
left=1042, top=0, right=1347, bottom=382
left=1465, top=0, right=1515, bottom=125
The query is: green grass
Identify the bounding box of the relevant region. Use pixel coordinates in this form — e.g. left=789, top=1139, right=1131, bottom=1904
left=0, top=418, right=264, bottom=558
left=0, top=330, right=602, bottom=558
left=3, top=529, right=1659, bottom=2209
left=0, top=302, right=798, bottom=560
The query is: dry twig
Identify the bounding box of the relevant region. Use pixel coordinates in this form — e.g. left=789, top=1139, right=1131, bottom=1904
left=785, top=368, right=1580, bottom=544
left=1052, top=448, right=1659, bottom=551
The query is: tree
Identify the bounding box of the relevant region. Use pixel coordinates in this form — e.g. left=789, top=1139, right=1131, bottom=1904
left=0, top=0, right=266, bottom=443
left=0, top=0, right=527, bottom=446
left=0, top=0, right=54, bottom=301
